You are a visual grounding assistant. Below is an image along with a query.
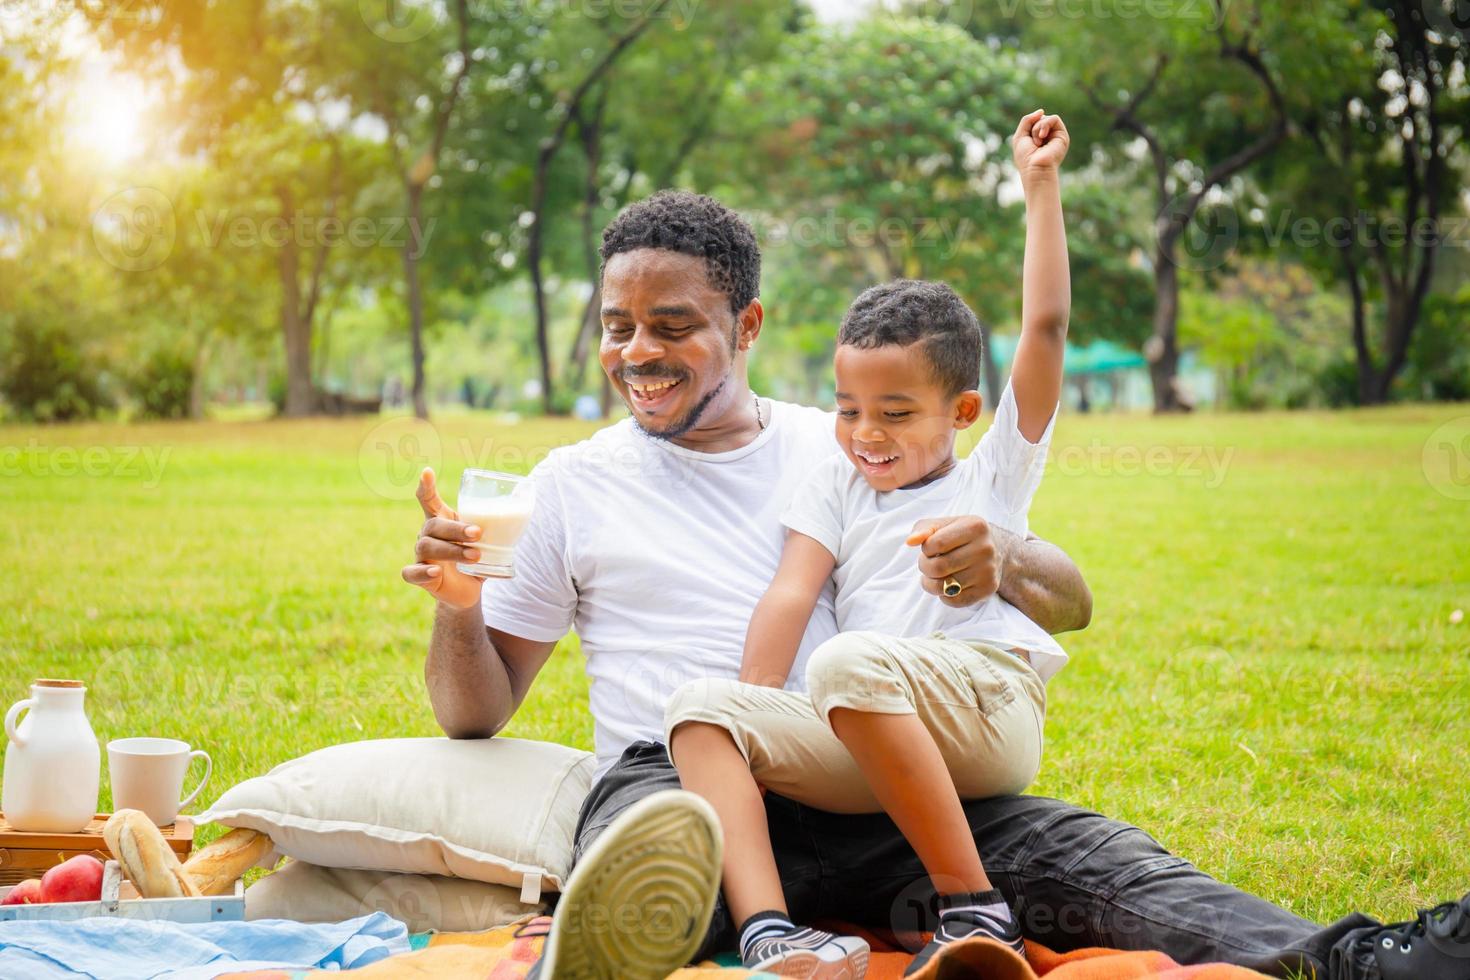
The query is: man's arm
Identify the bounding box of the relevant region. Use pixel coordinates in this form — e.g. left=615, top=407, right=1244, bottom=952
left=424, top=604, right=556, bottom=739
left=994, top=526, right=1092, bottom=634
left=404, top=467, right=559, bottom=738
left=910, top=516, right=1091, bottom=634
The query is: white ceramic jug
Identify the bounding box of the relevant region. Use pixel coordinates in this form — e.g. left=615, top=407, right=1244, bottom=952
left=2, top=679, right=101, bottom=832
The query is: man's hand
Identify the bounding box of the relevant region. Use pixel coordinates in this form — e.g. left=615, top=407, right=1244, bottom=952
left=906, top=517, right=1010, bottom=608
left=402, top=468, right=485, bottom=611
left=1012, top=108, right=1070, bottom=185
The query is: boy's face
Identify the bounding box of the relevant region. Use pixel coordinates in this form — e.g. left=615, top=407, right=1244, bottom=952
left=834, top=343, right=981, bottom=492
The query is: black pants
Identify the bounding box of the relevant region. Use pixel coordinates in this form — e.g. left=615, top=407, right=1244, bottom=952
left=572, top=741, right=1378, bottom=978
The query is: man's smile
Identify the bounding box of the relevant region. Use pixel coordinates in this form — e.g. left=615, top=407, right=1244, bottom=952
left=626, top=376, right=685, bottom=409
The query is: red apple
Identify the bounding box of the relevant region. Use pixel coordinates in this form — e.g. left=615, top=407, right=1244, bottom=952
left=1, top=878, right=45, bottom=905
left=40, top=855, right=105, bottom=904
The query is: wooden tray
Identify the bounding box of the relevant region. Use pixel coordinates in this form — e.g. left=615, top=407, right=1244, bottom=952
left=0, top=813, right=194, bottom=888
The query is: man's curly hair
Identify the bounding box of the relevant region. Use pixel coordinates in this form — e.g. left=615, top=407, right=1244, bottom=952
left=599, top=190, right=761, bottom=315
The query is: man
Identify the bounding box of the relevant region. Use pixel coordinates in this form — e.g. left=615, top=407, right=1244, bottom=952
left=404, top=191, right=1468, bottom=980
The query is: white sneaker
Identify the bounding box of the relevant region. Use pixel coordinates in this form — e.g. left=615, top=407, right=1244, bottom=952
left=748, top=928, right=871, bottom=979
left=534, top=789, right=724, bottom=979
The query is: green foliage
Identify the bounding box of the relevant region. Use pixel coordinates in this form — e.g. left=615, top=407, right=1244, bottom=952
left=1405, top=289, right=1470, bottom=402
left=128, top=349, right=196, bottom=420
left=0, top=317, right=113, bottom=422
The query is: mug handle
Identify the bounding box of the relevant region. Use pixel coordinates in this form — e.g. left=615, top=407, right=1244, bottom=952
left=4, top=699, right=34, bottom=749
left=178, top=749, right=212, bottom=811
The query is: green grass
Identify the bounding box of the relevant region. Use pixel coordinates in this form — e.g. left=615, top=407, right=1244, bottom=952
left=1, top=404, right=1467, bottom=924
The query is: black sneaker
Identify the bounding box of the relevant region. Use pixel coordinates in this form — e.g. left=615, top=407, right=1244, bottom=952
left=902, top=906, right=1025, bottom=977
left=1339, top=891, right=1470, bottom=980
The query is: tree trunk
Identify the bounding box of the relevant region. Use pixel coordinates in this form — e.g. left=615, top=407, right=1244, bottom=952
left=526, top=0, right=674, bottom=417
left=189, top=336, right=211, bottom=421
left=277, top=187, right=315, bottom=417
left=1147, top=246, right=1183, bottom=413
left=403, top=182, right=429, bottom=420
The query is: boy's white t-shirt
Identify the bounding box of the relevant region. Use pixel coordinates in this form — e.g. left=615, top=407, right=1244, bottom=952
left=780, top=382, right=1068, bottom=683
left=481, top=399, right=843, bottom=780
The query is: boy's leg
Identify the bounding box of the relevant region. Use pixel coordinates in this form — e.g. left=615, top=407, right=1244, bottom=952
left=807, top=632, right=1043, bottom=886
left=662, top=678, right=876, bottom=975
left=668, top=719, right=786, bottom=922
left=806, top=631, right=1044, bottom=969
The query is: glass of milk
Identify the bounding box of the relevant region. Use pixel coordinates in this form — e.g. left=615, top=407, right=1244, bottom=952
left=456, top=469, right=536, bottom=579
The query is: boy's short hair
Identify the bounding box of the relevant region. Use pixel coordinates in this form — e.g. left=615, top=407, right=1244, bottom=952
left=837, top=279, right=982, bottom=396
left=599, top=190, right=761, bottom=316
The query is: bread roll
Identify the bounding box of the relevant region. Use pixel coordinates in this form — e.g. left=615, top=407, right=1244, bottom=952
left=104, top=809, right=203, bottom=899
left=182, top=828, right=274, bottom=896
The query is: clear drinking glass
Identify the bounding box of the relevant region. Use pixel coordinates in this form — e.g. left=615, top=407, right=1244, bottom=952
left=456, top=469, right=536, bottom=579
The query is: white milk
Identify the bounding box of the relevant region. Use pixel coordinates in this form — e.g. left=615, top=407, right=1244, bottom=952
left=457, top=495, right=535, bottom=577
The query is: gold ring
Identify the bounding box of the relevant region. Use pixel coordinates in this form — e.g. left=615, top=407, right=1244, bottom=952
left=942, top=577, right=963, bottom=597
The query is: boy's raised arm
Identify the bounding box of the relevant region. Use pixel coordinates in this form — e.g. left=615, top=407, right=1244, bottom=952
left=739, top=532, right=837, bottom=688
left=1009, top=109, right=1072, bottom=442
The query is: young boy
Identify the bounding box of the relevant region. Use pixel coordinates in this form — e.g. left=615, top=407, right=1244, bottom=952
left=665, top=109, right=1073, bottom=978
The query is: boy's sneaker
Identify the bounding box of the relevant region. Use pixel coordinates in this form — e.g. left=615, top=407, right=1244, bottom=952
left=744, top=925, right=871, bottom=978
left=902, top=904, right=1025, bottom=977
left=1339, top=891, right=1470, bottom=980
left=529, top=789, right=723, bottom=980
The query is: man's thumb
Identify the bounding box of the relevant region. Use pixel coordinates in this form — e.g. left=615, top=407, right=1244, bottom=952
left=417, top=467, right=448, bottom=518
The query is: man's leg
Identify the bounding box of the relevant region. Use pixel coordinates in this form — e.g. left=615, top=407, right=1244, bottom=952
left=801, top=792, right=1354, bottom=978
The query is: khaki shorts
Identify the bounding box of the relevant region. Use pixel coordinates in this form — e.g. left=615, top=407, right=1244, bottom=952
left=663, top=630, right=1047, bottom=815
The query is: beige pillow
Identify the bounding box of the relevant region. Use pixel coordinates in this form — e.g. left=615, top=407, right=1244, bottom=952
left=246, top=860, right=543, bottom=934
left=199, top=737, right=594, bottom=899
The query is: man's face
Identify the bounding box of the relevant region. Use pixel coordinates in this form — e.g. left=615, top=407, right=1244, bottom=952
left=834, top=342, right=980, bottom=491
left=599, top=249, right=756, bottom=440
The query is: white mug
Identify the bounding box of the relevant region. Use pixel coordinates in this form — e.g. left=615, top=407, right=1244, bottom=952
left=107, top=737, right=211, bottom=826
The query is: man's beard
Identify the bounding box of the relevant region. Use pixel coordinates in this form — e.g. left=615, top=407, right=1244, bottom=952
left=632, top=378, right=727, bottom=442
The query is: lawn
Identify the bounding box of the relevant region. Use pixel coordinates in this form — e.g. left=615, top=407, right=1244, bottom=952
left=1, top=403, right=1466, bottom=927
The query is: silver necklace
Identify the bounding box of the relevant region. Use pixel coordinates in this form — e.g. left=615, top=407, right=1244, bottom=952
left=753, top=392, right=765, bottom=431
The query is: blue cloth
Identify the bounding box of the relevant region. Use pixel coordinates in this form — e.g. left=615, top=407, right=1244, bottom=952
left=0, top=912, right=410, bottom=979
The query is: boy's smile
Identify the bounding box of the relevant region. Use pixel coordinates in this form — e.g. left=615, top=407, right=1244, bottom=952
left=834, top=344, right=981, bottom=492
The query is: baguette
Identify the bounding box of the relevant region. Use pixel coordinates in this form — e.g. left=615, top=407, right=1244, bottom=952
left=182, top=827, right=274, bottom=896
left=103, top=809, right=203, bottom=899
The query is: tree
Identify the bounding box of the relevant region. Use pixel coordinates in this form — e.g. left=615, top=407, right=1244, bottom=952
left=1069, top=1, right=1291, bottom=411
left=704, top=17, right=1028, bottom=406
left=1262, top=0, right=1470, bottom=403
left=75, top=0, right=386, bottom=417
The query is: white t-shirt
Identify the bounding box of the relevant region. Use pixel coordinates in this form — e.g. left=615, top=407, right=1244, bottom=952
left=482, top=400, right=842, bottom=780
left=780, top=383, right=1068, bottom=683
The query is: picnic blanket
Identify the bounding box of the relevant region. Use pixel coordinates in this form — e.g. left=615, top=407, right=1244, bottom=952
left=0, top=911, right=409, bottom=979
left=216, top=915, right=1271, bottom=979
